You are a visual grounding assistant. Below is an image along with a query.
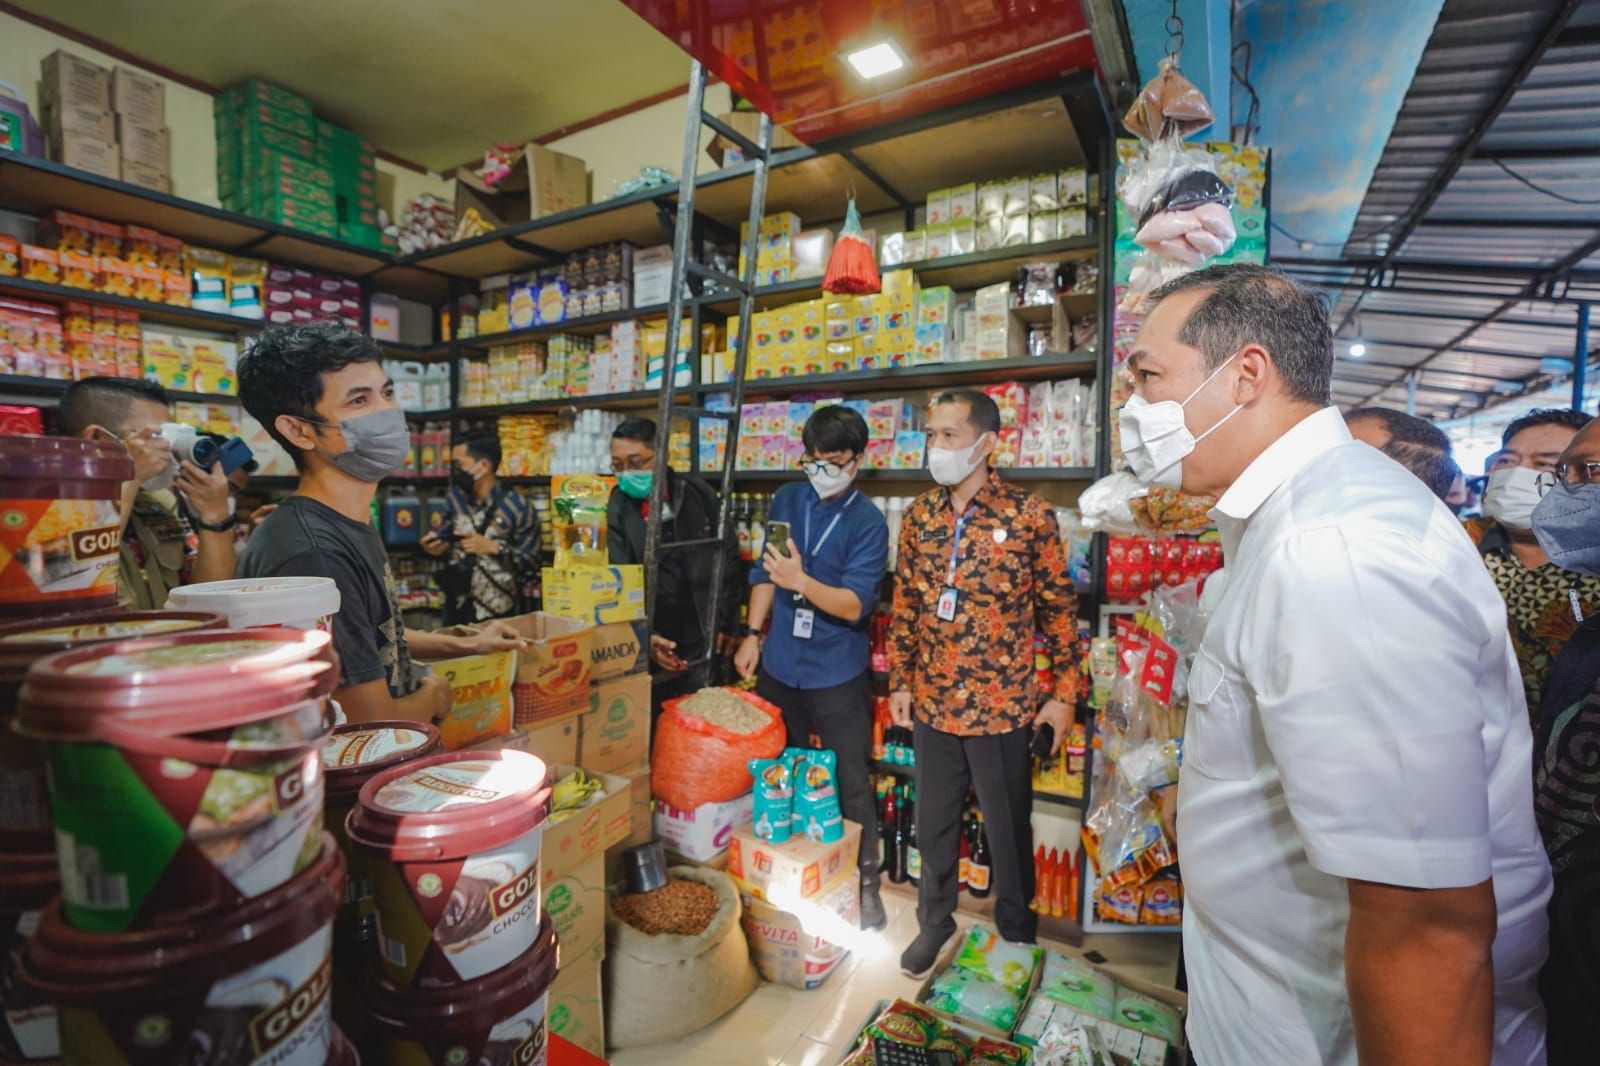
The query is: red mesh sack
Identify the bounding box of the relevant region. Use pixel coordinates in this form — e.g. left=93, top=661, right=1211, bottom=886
left=652, top=688, right=786, bottom=809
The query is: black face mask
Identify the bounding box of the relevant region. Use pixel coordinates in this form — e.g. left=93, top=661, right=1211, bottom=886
left=451, top=465, right=477, bottom=493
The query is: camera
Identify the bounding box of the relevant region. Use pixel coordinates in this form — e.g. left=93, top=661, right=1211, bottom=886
left=159, top=423, right=220, bottom=470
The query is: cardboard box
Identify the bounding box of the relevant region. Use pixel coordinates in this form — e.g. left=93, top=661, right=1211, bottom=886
left=705, top=110, right=803, bottom=166
left=455, top=143, right=590, bottom=229
left=1010, top=946, right=1187, bottom=1065
left=111, top=67, right=165, bottom=126
left=740, top=870, right=859, bottom=989
left=655, top=793, right=753, bottom=863
left=543, top=566, right=645, bottom=625
left=549, top=944, right=605, bottom=1058
left=588, top=619, right=648, bottom=681
left=41, top=50, right=109, bottom=111
left=428, top=647, right=516, bottom=750
left=617, top=764, right=653, bottom=850
left=577, top=672, right=650, bottom=774
left=504, top=611, right=594, bottom=724
left=727, top=820, right=863, bottom=904
left=544, top=763, right=632, bottom=879
left=522, top=716, right=579, bottom=767
left=116, top=118, right=170, bottom=170
left=543, top=850, right=605, bottom=971
left=52, top=134, right=119, bottom=179
left=915, top=929, right=1044, bottom=1043
left=42, top=102, right=114, bottom=142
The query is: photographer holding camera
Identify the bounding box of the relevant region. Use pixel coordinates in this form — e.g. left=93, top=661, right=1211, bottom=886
left=59, top=377, right=238, bottom=607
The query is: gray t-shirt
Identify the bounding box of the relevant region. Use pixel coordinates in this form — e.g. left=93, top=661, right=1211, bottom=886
left=239, top=495, right=417, bottom=697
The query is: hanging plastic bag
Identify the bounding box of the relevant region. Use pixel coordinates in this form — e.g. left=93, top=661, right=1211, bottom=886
left=653, top=688, right=786, bottom=809
left=1123, top=56, right=1214, bottom=142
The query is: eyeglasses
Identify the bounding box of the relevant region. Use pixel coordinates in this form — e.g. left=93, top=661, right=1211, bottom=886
left=799, top=458, right=850, bottom=478
left=1536, top=462, right=1600, bottom=495
left=610, top=457, right=654, bottom=473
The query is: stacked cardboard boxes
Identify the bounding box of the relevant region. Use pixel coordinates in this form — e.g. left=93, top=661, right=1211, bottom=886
left=38, top=51, right=118, bottom=181
left=214, top=78, right=383, bottom=248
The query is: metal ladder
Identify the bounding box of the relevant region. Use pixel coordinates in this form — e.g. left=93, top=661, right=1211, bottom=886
left=641, top=59, right=773, bottom=675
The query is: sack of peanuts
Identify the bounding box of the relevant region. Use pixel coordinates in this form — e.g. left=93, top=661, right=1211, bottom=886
left=653, top=687, right=786, bottom=809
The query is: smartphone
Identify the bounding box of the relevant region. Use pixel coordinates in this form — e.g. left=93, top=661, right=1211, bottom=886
left=765, top=520, right=792, bottom=557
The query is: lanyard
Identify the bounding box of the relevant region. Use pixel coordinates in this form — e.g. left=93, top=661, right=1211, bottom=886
left=803, top=490, right=857, bottom=561
left=947, top=504, right=977, bottom=586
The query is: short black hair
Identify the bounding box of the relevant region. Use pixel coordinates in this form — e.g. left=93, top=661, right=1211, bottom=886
left=612, top=418, right=657, bottom=446
left=1149, top=263, right=1332, bottom=406
left=58, top=377, right=170, bottom=437
left=1346, top=407, right=1457, bottom=500
left=458, top=429, right=500, bottom=471
left=1502, top=407, right=1591, bottom=449
left=1345, top=407, right=1451, bottom=453
left=238, top=323, right=382, bottom=469
left=931, top=389, right=1002, bottom=435
left=801, top=404, right=868, bottom=456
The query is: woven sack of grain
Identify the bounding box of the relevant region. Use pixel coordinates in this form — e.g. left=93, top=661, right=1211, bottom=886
left=604, top=866, right=759, bottom=1047
left=652, top=686, right=786, bottom=809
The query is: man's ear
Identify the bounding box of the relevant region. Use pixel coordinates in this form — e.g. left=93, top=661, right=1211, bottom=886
left=275, top=413, right=319, bottom=455
left=1233, top=344, right=1274, bottom=404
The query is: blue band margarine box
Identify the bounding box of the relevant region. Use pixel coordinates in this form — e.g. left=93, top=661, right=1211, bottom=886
left=542, top=565, right=645, bottom=624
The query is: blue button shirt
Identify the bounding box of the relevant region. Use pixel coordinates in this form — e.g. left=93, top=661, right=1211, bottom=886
left=751, top=481, right=889, bottom=689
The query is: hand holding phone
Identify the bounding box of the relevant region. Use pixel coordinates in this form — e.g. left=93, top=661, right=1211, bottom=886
left=766, top=520, right=792, bottom=558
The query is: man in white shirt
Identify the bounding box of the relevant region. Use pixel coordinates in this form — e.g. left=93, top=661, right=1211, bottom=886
left=1121, top=264, right=1551, bottom=1065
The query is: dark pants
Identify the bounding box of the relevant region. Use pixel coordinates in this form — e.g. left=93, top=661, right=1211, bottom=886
left=914, top=719, right=1036, bottom=943
left=756, top=668, right=879, bottom=882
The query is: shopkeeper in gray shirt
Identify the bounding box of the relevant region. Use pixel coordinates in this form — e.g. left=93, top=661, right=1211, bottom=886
left=236, top=322, right=523, bottom=725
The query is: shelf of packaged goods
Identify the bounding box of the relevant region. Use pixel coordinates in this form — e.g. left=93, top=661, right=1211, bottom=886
left=402, top=409, right=454, bottom=420
left=724, top=468, right=1095, bottom=483
left=704, top=351, right=1097, bottom=399
left=0, top=149, right=398, bottom=285
left=0, top=274, right=267, bottom=333
left=0, top=373, right=241, bottom=406
left=454, top=390, right=691, bottom=417
left=1013, top=291, right=1100, bottom=325
left=452, top=302, right=673, bottom=351
left=879, top=877, right=1085, bottom=946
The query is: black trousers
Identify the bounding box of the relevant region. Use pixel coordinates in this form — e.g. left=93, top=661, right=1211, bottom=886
left=914, top=720, right=1036, bottom=943
left=756, top=668, right=880, bottom=881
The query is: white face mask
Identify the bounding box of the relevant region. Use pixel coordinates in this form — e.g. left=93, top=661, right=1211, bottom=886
left=928, top=433, right=993, bottom=487
left=1482, top=466, right=1543, bottom=531
left=1118, top=354, right=1244, bottom=489
left=804, top=459, right=856, bottom=499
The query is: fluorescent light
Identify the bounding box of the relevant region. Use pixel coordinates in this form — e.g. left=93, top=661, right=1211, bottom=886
left=1349, top=342, right=1367, bottom=358
left=845, top=41, right=906, bottom=79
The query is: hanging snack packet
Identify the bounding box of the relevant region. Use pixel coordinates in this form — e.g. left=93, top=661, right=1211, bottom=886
left=925, top=966, right=1024, bottom=1032
left=749, top=757, right=793, bottom=844
left=794, top=748, right=844, bottom=843
left=954, top=926, right=1042, bottom=995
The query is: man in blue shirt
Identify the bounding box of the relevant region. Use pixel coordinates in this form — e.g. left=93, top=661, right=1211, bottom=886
left=735, top=404, right=890, bottom=930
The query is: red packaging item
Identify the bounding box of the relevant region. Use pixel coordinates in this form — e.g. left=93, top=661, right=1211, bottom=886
left=653, top=688, right=786, bottom=810
left=0, top=406, right=43, bottom=435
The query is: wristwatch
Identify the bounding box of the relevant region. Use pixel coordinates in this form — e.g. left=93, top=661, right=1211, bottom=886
left=737, top=624, right=757, bottom=638
left=192, top=513, right=237, bottom=534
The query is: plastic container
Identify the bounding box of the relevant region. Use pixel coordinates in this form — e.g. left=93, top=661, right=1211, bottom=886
left=363, top=913, right=557, bottom=1066
left=346, top=750, right=551, bottom=987
left=0, top=437, right=133, bottom=621
left=16, top=629, right=338, bottom=932
left=0, top=849, right=59, bottom=1063
left=165, top=575, right=342, bottom=632
left=0, top=609, right=226, bottom=852
left=323, top=721, right=442, bottom=926
left=21, top=834, right=345, bottom=1066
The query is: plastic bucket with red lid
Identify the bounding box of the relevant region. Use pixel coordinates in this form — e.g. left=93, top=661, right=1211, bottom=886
left=15, top=628, right=337, bottom=933
left=363, top=912, right=558, bottom=1066
left=323, top=721, right=442, bottom=927
left=0, top=608, right=226, bottom=853
left=0, top=850, right=59, bottom=1064
left=20, top=833, right=345, bottom=1066
left=346, top=749, right=551, bottom=988
left=0, top=436, right=133, bottom=622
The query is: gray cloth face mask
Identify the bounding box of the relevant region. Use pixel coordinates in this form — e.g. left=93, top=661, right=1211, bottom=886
left=303, top=407, right=411, bottom=482
left=1532, top=479, right=1600, bottom=577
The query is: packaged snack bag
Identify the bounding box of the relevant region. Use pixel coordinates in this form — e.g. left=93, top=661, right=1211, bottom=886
left=926, top=966, right=1024, bottom=1032
left=794, top=748, right=843, bottom=843
left=954, top=926, right=1042, bottom=995
left=749, top=756, right=793, bottom=844
left=970, top=1037, right=1030, bottom=1064
left=863, top=1000, right=943, bottom=1047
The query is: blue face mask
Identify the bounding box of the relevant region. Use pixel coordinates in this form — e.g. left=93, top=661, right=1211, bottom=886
left=1532, top=480, right=1600, bottom=576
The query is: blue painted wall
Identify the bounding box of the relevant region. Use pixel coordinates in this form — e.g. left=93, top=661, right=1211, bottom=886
left=1234, top=0, right=1444, bottom=255
left=1124, top=0, right=1231, bottom=123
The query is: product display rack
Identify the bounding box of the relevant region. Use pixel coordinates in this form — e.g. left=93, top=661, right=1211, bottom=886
left=0, top=372, right=240, bottom=407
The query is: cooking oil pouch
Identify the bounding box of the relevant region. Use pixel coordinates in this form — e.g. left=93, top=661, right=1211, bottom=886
left=749, top=757, right=793, bottom=844
left=782, top=746, right=812, bottom=834
left=793, top=748, right=843, bottom=843
left=955, top=926, right=1042, bottom=996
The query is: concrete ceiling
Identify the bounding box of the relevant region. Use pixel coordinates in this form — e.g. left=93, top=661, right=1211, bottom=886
left=10, top=0, right=692, bottom=171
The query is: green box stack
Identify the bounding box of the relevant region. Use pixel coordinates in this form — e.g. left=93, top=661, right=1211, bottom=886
left=214, top=78, right=384, bottom=249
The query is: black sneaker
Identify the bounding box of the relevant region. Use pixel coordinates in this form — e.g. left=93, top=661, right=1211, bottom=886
left=899, top=925, right=959, bottom=979
left=859, top=879, right=887, bottom=931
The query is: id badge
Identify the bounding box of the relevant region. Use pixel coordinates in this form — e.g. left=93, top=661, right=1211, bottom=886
left=793, top=607, right=815, bottom=639
left=936, top=587, right=959, bottom=621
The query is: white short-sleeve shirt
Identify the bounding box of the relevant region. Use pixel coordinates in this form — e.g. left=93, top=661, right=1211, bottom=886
left=1178, top=406, right=1552, bottom=1066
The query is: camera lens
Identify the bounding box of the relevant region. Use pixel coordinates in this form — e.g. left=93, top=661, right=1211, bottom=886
left=190, top=436, right=220, bottom=470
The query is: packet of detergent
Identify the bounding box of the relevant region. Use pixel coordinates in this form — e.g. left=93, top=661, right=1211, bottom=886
left=749, top=757, right=793, bottom=844
left=795, top=749, right=844, bottom=843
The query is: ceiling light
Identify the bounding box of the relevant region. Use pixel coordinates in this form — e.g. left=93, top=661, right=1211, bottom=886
left=845, top=41, right=907, bottom=79
left=1349, top=343, right=1366, bottom=358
